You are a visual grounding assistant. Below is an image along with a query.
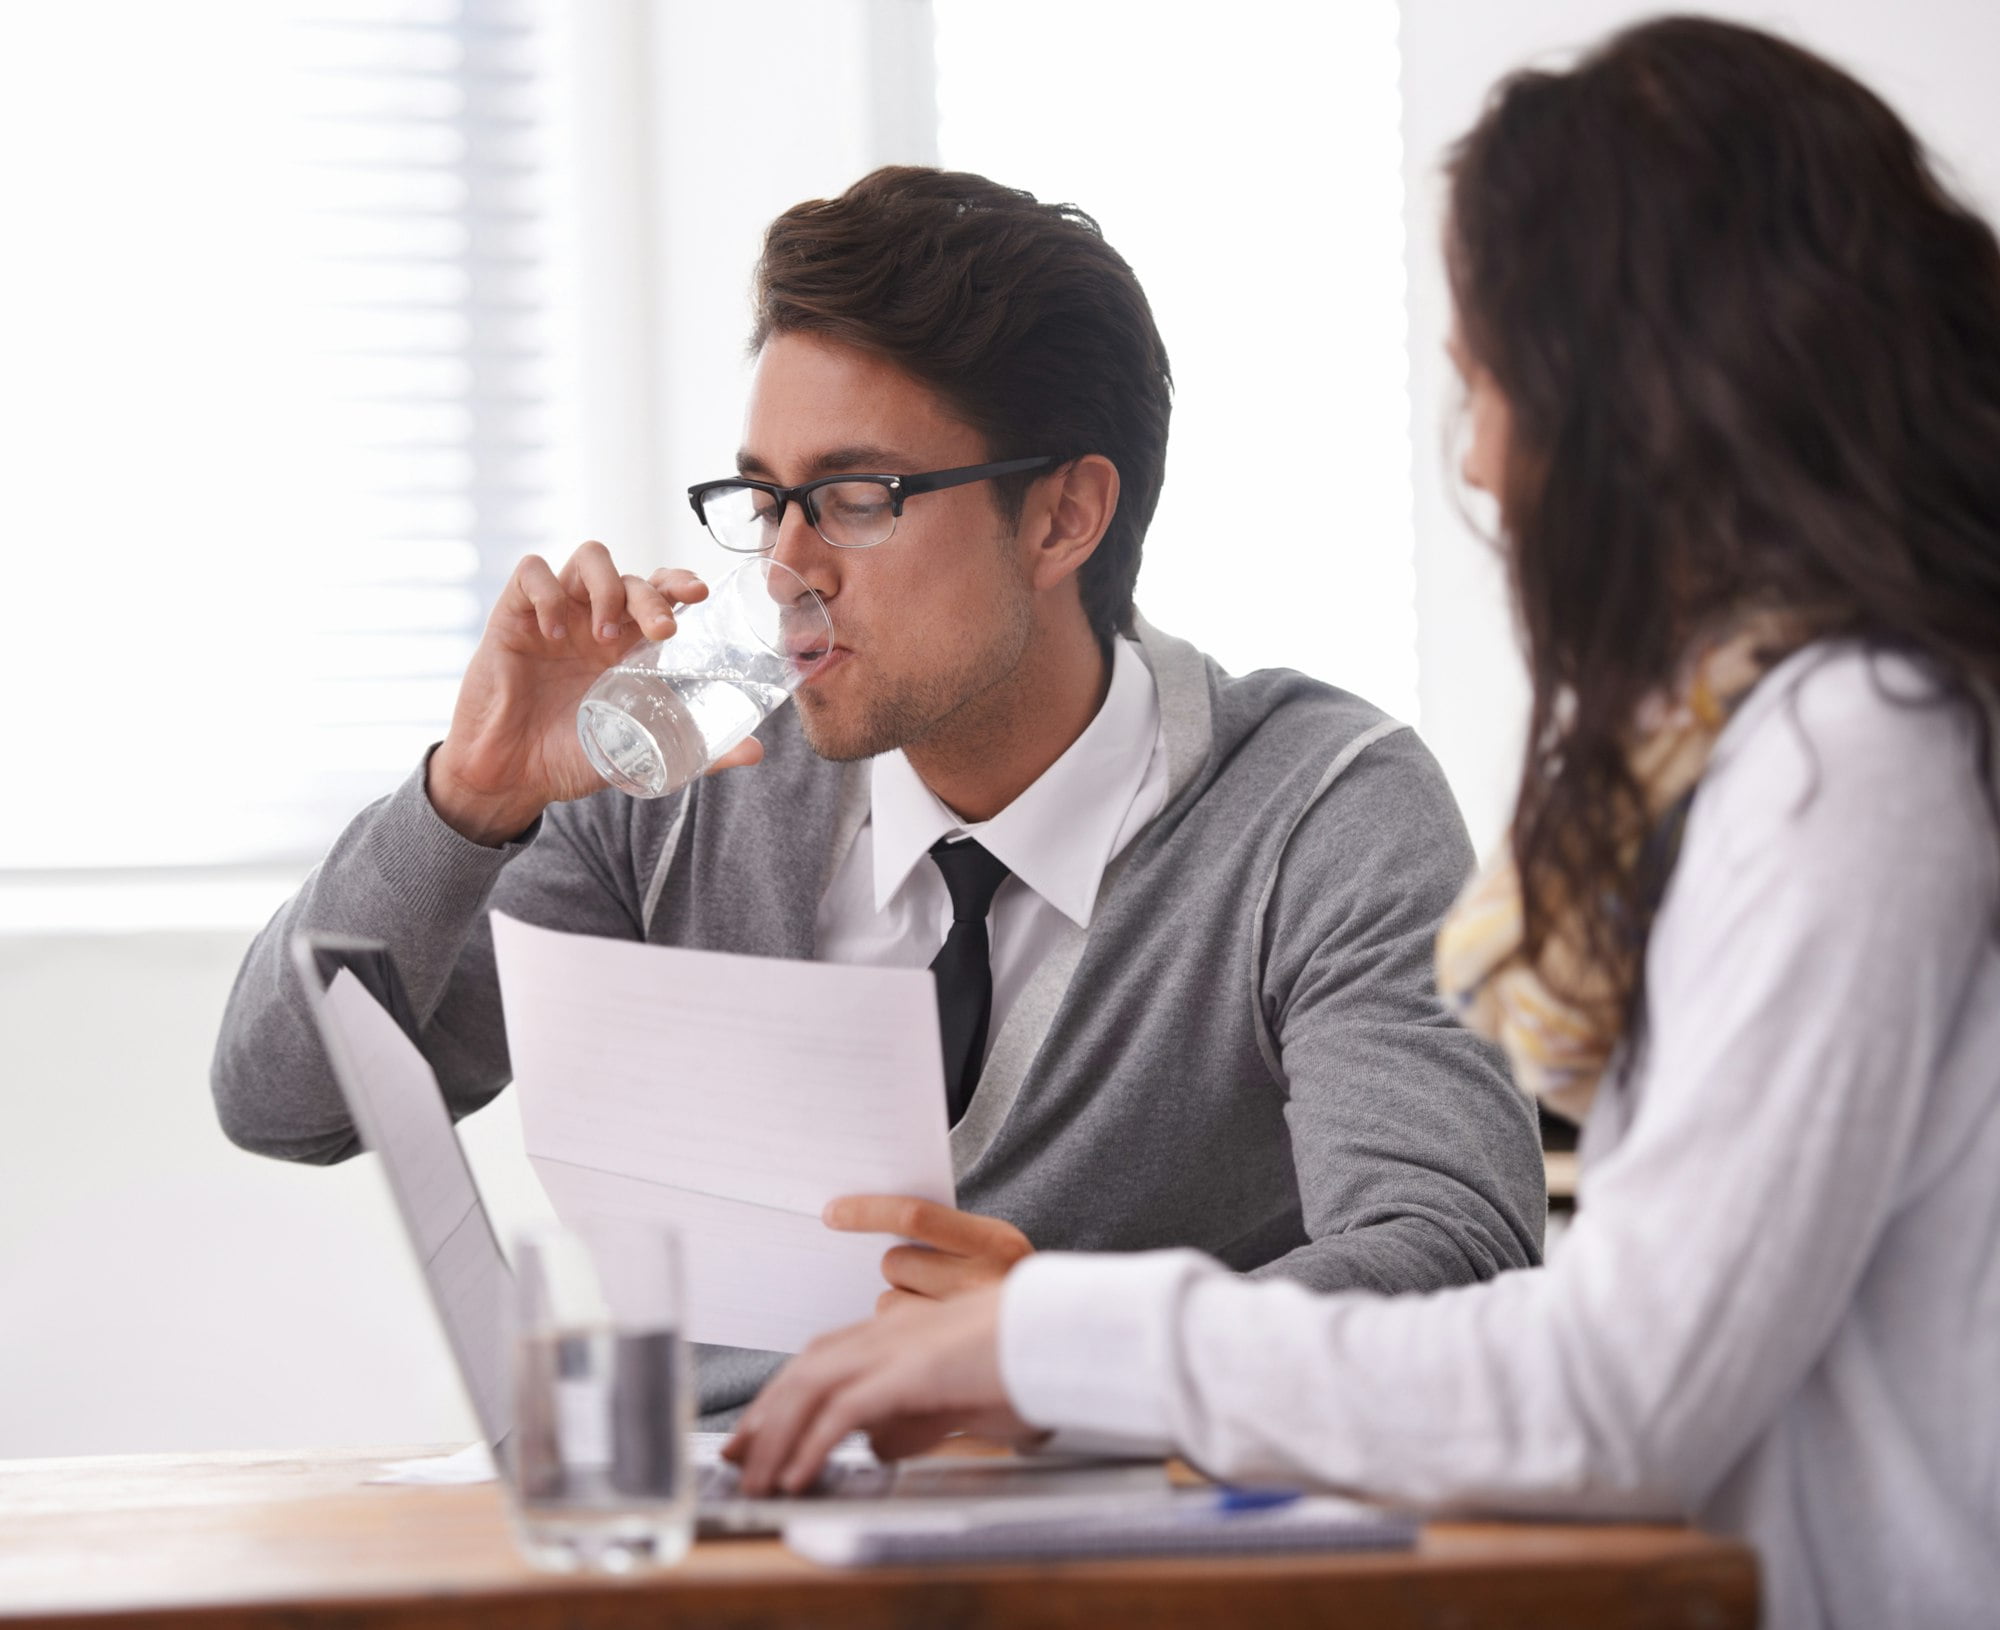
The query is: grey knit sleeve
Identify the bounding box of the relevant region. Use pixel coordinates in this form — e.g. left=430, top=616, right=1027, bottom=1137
left=1249, top=725, right=1545, bottom=1292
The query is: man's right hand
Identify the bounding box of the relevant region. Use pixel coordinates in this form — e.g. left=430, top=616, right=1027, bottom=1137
left=426, top=542, right=760, bottom=846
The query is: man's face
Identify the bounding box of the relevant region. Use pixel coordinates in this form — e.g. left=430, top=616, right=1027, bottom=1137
left=737, top=332, right=1037, bottom=763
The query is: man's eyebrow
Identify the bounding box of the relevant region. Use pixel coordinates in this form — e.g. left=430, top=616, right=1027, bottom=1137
left=733, top=445, right=910, bottom=480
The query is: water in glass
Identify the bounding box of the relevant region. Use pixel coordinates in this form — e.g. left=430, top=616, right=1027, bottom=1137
left=508, top=1325, right=695, bottom=1571
left=577, top=667, right=790, bottom=799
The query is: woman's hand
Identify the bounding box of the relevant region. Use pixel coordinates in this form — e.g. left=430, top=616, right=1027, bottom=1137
left=722, top=1286, right=1028, bottom=1495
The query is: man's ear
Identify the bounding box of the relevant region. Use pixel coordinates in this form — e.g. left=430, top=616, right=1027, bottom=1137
left=1024, top=454, right=1120, bottom=592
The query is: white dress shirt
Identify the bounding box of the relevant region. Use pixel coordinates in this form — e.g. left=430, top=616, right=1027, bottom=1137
left=997, top=645, right=2000, bottom=1630
left=813, top=637, right=1168, bottom=1068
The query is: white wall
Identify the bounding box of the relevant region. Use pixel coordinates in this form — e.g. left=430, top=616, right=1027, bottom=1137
left=0, top=932, right=547, bottom=1455
left=934, top=0, right=1417, bottom=722
left=1400, top=0, right=2000, bottom=851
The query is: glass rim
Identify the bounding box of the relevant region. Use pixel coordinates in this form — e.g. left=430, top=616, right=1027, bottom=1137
left=706, top=555, right=834, bottom=659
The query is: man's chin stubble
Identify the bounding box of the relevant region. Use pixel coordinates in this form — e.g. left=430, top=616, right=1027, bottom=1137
left=795, top=685, right=940, bottom=764
left=795, top=663, right=1011, bottom=766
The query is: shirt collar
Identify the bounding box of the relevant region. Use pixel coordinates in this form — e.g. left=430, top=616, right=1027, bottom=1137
left=869, top=637, right=1163, bottom=927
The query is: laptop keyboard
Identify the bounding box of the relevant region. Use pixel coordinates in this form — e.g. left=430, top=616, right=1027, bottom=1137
left=697, top=1458, right=895, bottom=1502
left=696, top=1454, right=1169, bottom=1505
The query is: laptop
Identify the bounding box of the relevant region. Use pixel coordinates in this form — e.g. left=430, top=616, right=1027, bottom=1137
left=288, top=930, right=1167, bottom=1534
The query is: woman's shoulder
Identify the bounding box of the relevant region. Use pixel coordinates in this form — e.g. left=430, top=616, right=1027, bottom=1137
left=1695, top=639, right=1996, bottom=880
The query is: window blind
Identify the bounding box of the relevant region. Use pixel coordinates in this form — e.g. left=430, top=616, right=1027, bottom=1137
left=0, top=0, right=570, bottom=872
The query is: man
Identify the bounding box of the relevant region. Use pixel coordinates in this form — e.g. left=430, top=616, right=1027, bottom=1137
left=213, top=166, right=1544, bottom=1424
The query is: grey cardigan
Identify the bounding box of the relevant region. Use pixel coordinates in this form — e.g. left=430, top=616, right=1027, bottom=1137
left=213, top=622, right=1545, bottom=1417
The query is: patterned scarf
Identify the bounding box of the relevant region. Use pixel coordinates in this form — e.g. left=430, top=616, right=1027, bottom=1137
left=1435, top=614, right=1802, bottom=1123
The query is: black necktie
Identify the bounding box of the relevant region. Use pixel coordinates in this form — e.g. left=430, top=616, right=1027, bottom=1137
left=927, top=836, right=1012, bottom=1127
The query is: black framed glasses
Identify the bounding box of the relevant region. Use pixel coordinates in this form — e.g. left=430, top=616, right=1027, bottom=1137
left=686, top=456, right=1055, bottom=553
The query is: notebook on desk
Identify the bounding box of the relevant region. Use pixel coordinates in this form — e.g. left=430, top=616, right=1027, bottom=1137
left=785, top=1490, right=1422, bottom=1566
left=288, top=930, right=1169, bottom=1535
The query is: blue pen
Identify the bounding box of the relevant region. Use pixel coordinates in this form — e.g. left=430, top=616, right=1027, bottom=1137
left=1211, top=1486, right=1304, bottom=1513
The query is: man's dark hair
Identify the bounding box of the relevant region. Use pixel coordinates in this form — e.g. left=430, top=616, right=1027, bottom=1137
left=750, top=166, right=1172, bottom=646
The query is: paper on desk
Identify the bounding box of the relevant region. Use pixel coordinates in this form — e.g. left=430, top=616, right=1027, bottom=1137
left=367, top=1440, right=497, bottom=1485
left=491, top=912, right=953, bottom=1354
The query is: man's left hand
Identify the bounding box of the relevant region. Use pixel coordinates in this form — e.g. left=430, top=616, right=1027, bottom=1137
left=823, top=1195, right=1034, bottom=1312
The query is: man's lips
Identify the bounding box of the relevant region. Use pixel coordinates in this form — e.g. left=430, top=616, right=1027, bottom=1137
left=795, top=645, right=850, bottom=683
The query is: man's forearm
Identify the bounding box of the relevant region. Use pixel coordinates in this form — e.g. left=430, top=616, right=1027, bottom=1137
left=1247, top=1205, right=1530, bottom=1297
left=209, top=756, right=525, bottom=1161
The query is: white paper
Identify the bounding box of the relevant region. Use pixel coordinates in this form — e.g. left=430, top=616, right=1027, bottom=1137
left=367, top=1440, right=498, bottom=1486
left=491, top=912, right=954, bottom=1354
left=320, top=970, right=513, bottom=1443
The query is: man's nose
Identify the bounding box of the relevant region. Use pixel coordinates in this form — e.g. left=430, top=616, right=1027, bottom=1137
left=766, top=499, right=839, bottom=608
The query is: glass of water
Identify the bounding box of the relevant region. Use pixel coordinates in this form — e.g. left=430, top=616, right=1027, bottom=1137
left=575, top=556, right=833, bottom=799
left=506, top=1220, right=694, bottom=1572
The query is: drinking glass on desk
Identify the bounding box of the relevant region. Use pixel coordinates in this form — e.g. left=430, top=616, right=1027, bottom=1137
left=576, top=556, right=833, bottom=799
left=506, top=1221, right=694, bottom=1572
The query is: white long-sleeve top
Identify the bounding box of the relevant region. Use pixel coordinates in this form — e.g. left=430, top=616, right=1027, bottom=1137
left=1001, top=644, right=2000, bottom=1630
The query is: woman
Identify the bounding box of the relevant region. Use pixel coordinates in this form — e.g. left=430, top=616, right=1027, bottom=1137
left=726, top=18, right=2000, bottom=1626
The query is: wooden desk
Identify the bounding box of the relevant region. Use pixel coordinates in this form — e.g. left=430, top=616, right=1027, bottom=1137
left=0, top=1446, right=1757, bottom=1629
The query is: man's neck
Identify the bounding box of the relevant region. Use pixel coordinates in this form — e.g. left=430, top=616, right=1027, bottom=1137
left=903, top=620, right=1114, bottom=825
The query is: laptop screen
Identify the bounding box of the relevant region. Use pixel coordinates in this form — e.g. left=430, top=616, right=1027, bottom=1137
left=290, top=933, right=513, bottom=1452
